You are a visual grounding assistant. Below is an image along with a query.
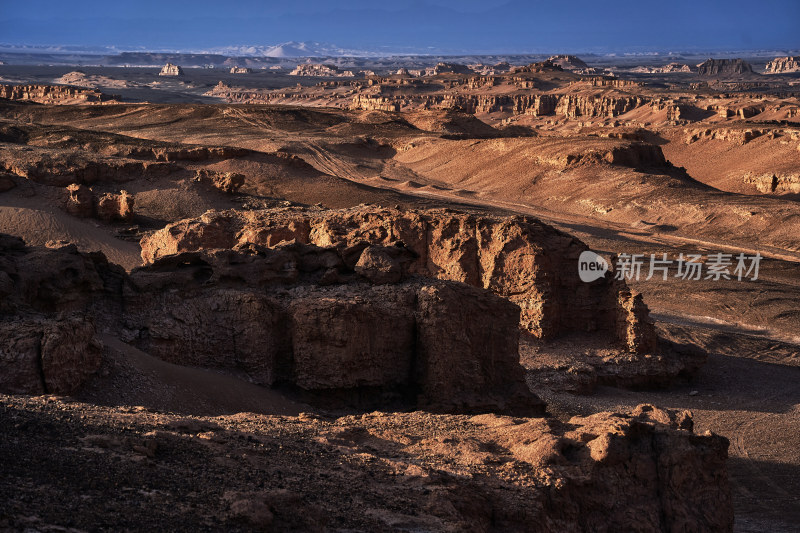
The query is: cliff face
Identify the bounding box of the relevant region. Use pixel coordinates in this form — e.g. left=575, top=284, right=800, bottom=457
left=0, top=84, right=118, bottom=104
left=696, top=58, right=754, bottom=76
left=0, top=233, right=541, bottom=414
left=765, top=56, right=800, bottom=73
left=140, top=206, right=657, bottom=352
left=351, top=92, right=652, bottom=119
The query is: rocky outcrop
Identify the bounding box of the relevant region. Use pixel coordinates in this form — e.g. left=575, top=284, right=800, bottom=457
left=684, top=127, right=771, bottom=145
left=192, top=169, right=245, bottom=193
left=65, top=184, right=135, bottom=221
left=0, top=396, right=733, bottom=532
left=350, top=95, right=400, bottom=112
left=65, top=183, right=94, bottom=217
left=2, top=147, right=177, bottom=187
left=547, top=55, right=589, bottom=70
left=0, top=236, right=122, bottom=394
left=743, top=172, right=800, bottom=194
left=139, top=207, right=657, bottom=353
left=96, top=191, right=135, bottom=222
left=555, top=94, right=648, bottom=119
left=124, top=243, right=539, bottom=413
left=0, top=233, right=540, bottom=413
left=159, top=63, right=184, bottom=76
left=616, top=290, right=657, bottom=353
left=0, top=316, right=102, bottom=395
left=632, top=63, right=691, bottom=74
left=350, top=91, right=651, bottom=119
left=229, top=66, right=252, bottom=74
left=427, top=62, right=472, bottom=75
left=0, top=84, right=118, bottom=104
left=696, top=58, right=754, bottom=76
left=290, top=64, right=353, bottom=77
left=764, top=56, right=800, bottom=74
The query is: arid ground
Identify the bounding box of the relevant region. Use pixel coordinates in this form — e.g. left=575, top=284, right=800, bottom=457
left=1, top=57, right=799, bottom=531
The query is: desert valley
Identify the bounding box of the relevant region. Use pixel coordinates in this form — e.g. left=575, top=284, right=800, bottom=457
left=1, top=36, right=799, bottom=533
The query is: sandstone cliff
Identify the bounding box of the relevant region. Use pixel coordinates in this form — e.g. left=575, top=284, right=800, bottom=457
left=139, top=206, right=657, bottom=352
left=765, top=56, right=800, bottom=74
left=0, top=84, right=119, bottom=104
left=0, top=233, right=541, bottom=414
left=696, top=58, right=754, bottom=76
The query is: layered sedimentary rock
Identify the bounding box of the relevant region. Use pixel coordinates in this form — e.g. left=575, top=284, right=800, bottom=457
left=696, top=58, right=754, bottom=76
left=764, top=56, right=800, bottom=74
left=124, top=243, right=538, bottom=413
left=743, top=172, right=800, bottom=194
left=0, top=84, right=118, bottom=104
left=140, top=206, right=657, bottom=352
left=350, top=92, right=652, bottom=119
left=192, top=169, right=245, bottom=193
left=0, top=233, right=539, bottom=413
left=290, top=64, right=353, bottom=77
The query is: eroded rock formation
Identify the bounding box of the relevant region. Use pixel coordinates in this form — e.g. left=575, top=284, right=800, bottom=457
left=765, top=56, right=800, bottom=74
left=65, top=184, right=135, bottom=221
left=159, top=63, right=184, bottom=76
left=140, top=206, right=657, bottom=352
left=0, top=236, right=118, bottom=394
left=0, top=396, right=734, bottom=532
left=0, top=233, right=541, bottom=413
left=696, top=58, right=754, bottom=76
left=0, top=84, right=118, bottom=104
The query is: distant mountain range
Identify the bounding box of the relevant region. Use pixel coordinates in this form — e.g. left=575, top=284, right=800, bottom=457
left=0, top=42, right=388, bottom=58
left=2, top=1, right=798, bottom=53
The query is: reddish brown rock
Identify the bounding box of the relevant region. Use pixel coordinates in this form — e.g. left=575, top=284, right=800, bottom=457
left=123, top=243, right=543, bottom=413
left=0, top=316, right=102, bottom=394
left=289, top=285, right=416, bottom=390
left=140, top=207, right=657, bottom=353
left=415, top=283, right=531, bottom=412
left=193, top=169, right=245, bottom=193
left=96, top=190, right=134, bottom=222
left=65, top=183, right=94, bottom=217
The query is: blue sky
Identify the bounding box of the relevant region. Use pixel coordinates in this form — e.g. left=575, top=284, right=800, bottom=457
left=1, top=0, right=798, bottom=53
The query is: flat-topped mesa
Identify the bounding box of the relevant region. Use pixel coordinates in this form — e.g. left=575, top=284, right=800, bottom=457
left=696, top=58, right=754, bottom=76
left=765, top=56, right=800, bottom=74
left=140, top=206, right=657, bottom=353
left=159, top=63, right=184, bottom=77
